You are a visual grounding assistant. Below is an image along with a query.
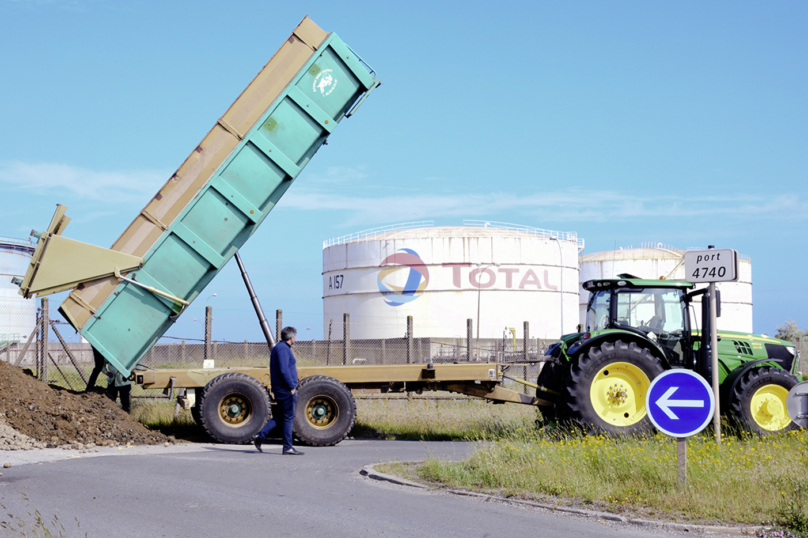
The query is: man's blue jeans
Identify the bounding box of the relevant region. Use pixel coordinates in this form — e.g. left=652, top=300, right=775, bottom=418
left=256, top=391, right=296, bottom=451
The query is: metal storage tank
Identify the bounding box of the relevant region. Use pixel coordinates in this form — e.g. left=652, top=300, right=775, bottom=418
left=578, top=243, right=753, bottom=333
left=0, top=237, right=37, bottom=345
left=323, top=221, right=583, bottom=340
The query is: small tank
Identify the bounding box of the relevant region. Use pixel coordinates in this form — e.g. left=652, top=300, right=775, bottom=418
left=0, top=237, right=37, bottom=345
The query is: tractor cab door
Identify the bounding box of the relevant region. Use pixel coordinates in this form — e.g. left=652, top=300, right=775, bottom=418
left=613, top=287, right=689, bottom=367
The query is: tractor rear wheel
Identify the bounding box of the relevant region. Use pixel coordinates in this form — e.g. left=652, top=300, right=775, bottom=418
left=198, top=373, right=271, bottom=444
left=536, top=361, right=568, bottom=423
left=293, top=376, right=356, bottom=447
left=563, top=340, right=664, bottom=435
left=729, top=366, right=797, bottom=435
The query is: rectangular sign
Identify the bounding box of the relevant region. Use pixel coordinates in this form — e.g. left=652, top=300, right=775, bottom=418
left=683, top=249, right=738, bottom=283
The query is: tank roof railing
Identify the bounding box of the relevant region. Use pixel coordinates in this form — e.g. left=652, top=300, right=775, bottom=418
left=463, top=220, right=584, bottom=250
left=0, top=236, right=35, bottom=253
left=323, top=221, right=435, bottom=248
left=324, top=220, right=586, bottom=251
left=617, top=242, right=751, bottom=262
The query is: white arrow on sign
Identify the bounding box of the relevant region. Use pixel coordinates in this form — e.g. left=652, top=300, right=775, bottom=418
left=656, top=386, right=705, bottom=420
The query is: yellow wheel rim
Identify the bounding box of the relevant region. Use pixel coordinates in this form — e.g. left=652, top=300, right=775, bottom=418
left=219, top=395, right=251, bottom=426
left=590, top=362, right=651, bottom=426
left=306, top=396, right=338, bottom=430
left=750, top=384, right=790, bottom=432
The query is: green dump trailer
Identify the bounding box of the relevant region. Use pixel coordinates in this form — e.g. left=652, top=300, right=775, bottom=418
left=16, top=18, right=548, bottom=447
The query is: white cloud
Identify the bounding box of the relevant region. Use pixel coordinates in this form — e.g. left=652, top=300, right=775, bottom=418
left=0, top=161, right=168, bottom=202
left=4, top=161, right=802, bottom=231
left=281, top=186, right=807, bottom=227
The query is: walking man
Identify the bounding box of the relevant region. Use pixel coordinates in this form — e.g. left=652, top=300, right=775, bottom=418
left=253, top=327, right=304, bottom=455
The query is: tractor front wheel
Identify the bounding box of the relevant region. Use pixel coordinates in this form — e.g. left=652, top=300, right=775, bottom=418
left=729, top=366, right=797, bottom=435
left=563, top=340, right=664, bottom=435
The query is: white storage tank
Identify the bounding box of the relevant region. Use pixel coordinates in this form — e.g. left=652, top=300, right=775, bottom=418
left=578, top=243, right=753, bottom=333
left=323, top=221, right=583, bottom=340
left=0, top=237, right=37, bottom=345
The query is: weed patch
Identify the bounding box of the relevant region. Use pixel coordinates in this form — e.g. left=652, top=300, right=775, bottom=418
left=380, top=428, right=808, bottom=528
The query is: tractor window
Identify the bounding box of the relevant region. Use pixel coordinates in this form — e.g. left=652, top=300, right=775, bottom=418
left=586, top=290, right=611, bottom=331
left=614, top=288, right=688, bottom=366
left=614, top=288, right=686, bottom=335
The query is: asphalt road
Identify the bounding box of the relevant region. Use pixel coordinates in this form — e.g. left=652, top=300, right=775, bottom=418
left=0, top=440, right=738, bottom=537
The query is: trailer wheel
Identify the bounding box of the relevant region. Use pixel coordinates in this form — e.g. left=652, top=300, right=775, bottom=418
left=730, top=366, right=798, bottom=435
left=564, top=340, right=663, bottom=435
left=293, top=376, right=356, bottom=447
left=198, top=373, right=270, bottom=444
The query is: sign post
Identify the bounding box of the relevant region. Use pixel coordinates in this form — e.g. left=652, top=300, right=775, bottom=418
left=646, top=369, right=716, bottom=487
left=683, top=246, right=738, bottom=445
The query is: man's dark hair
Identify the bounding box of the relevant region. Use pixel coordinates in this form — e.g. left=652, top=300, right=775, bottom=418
left=281, top=326, right=297, bottom=342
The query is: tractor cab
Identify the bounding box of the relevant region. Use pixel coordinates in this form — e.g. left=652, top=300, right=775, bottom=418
left=582, top=275, right=696, bottom=369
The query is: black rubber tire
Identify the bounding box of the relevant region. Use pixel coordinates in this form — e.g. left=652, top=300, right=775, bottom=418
left=563, top=340, right=664, bottom=435
left=535, top=361, right=568, bottom=423
left=729, top=366, right=798, bottom=435
left=198, top=373, right=271, bottom=444
left=293, top=376, right=356, bottom=447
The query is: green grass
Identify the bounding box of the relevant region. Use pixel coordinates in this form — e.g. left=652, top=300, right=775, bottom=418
left=377, top=428, right=808, bottom=530
left=129, top=400, right=204, bottom=442
left=350, top=395, right=540, bottom=440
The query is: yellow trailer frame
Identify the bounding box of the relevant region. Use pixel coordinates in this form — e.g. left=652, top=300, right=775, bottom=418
left=137, top=362, right=551, bottom=406
left=135, top=362, right=552, bottom=446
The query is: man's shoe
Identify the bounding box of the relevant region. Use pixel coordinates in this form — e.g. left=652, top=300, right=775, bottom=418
left=252, top=436, right=263, bottom=453
left=282, top=448, right=304, bottom=456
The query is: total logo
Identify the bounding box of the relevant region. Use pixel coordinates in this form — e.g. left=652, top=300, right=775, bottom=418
left=377, top=249, right=430, bottom=307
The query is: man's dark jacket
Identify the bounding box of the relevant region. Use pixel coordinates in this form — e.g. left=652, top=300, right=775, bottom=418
left=269, top=341, right=298, bottom=394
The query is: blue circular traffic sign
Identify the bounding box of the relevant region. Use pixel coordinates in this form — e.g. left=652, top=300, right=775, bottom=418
left=645, top=370, right=715, bottom=438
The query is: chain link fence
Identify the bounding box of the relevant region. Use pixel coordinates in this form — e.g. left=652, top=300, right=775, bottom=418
left=6, top=299, right=808, bottom=400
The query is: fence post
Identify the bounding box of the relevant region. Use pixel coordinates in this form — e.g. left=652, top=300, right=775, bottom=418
left=312, top=339, right=317, bottom=363
left=523, top=321, right=530, bottom=394
left=326, top=319, right=332, bottom=366
left=343, top=313, right=350, bottom=365
left=204, top=306, right=212, bottom=362
left=406, top=316, right=414, bottom=364
left=381, top=338, right=386, bottom=365
left=40, top=298, right=49, bottom=381
left=276, top=309, right=283, bottom=344
left=181, top=340, right=186, bottom=363
left=466, top=318, right=473, bottom=361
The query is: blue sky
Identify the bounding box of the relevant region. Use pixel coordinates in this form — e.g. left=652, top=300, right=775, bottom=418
left=1, top=0, right=806, bottom=342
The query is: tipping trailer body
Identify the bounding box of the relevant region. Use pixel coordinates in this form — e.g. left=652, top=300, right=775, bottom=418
left=23, top=18, right=379, bottom=376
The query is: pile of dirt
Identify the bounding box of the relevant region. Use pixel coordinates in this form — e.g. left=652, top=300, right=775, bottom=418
left=0, top=360, right=171, bottom=450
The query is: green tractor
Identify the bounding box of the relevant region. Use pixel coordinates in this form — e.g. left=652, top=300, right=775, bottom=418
left=539, top=275, right=801, bottom=435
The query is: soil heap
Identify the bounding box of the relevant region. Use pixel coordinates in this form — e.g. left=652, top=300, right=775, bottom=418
left=0, top=360, right=170, bottom=450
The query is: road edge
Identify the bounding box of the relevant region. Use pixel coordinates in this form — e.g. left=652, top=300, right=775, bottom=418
left=360, top=464, right=763, bottom=536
